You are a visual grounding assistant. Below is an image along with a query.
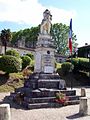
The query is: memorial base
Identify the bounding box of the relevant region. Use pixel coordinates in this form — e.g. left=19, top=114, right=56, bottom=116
left=10, top=72, right=80, bottom=109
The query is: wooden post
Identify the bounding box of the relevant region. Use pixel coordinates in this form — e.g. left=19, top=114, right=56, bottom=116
left=0, top=104, right=11, bottom=120
left=79, top=97, right=88, bottom=116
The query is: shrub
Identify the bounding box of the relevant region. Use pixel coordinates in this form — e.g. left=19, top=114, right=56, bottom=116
left=61, top=62, right=74, bottom=75
left=55, top=62, right=61, bottom=69
left=26, top=53, right=34, bottom=60
left=21, top=55, right=31, bottom=69
left=0, top=55, right=22, bottom=73
left=56, top=68, right=62, bottom=76
left=71, top=58, right=90, bottom=72
left=6, top=49, right=20, bottom=58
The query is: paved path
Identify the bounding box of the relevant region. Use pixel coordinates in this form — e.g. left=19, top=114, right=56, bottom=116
left=1, top=87, right=90, bottom=120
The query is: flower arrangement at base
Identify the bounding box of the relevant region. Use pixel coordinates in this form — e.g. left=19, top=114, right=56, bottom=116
left=55, top=92, right=69, bottom=105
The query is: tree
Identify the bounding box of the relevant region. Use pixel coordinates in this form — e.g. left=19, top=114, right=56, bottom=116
left=51, top=23, right=77, bottom=55
left=11, top=30, right=23, bottom=47
left=0, top=29, right=12, bottom=54
left=11, top=26, right=40, bottom=48
left=28, top=26, right=40, bottom=48
left=11, top=23, right=77, bottom=55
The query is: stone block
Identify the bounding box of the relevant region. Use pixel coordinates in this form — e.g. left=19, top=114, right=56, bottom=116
left=79, top=97, right=88, bottom=116
left=38, top=80, right=59, bottom=89
left=81, top=88, right=86, bottom=97
left=0, top=104, right=11, bottom=120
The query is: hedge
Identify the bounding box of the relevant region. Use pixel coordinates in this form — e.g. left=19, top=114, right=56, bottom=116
left=0, top=55, right=22, bottom=73
left=57, top=62, right=74, bottom=75
left=6, top=49, right=20, bottom=58
left=21, top=55, right=31, bottom=69
left=71, top=58, right=90, bottom=72
left=26, top=53, right=34, bottom=60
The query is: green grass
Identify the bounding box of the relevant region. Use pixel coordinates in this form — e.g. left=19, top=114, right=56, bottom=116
left=0, top=79, right=24, bottom=92
left=9, top=72, right=24, bottom=80
left=0, top=72, right=25, bottom=92
left=0, top=84, right=14, bottom=92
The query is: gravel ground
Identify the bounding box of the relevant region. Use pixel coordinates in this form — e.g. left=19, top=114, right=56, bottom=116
left=1, top=87, right=90, bottom=120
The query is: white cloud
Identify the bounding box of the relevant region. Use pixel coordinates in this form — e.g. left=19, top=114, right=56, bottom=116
left=50, top=7, right=76, bottom=25
left=0, top=0, right=77, bottom=26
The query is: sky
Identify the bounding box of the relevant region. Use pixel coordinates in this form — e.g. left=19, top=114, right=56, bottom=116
left=0, top=0, right=90, bottom=47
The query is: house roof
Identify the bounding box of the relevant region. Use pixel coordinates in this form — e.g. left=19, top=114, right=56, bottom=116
left=78, top=45, right=90, bottom=49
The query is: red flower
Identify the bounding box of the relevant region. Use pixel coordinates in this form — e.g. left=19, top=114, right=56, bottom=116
left=55, top=96, right=69, bottom=105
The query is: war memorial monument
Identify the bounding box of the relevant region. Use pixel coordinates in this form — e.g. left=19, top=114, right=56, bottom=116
left=11, top=9, right=79, bottom=109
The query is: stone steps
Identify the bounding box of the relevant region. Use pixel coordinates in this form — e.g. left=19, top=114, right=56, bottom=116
left=14, top=88, right=76, bottom=97
left=38, top=79, right=61, bottom=89
left=11, top=88, right=80, bottom=109
left=67, top=100, right=80, bottom=105
left=10, top=72, right=80, bottom=109
left=68, top=95, right=80, bottom=101
left=26, top=99, right=80, bottom=109
left=38, top=73, right=61, bottom=79
left=24, top=95, right=80, bottom=104
left=27, top=102, right=63, bottom=109
left=24, top=97, right=55, bottom=103
left=31, top=88, right=76, bottom=97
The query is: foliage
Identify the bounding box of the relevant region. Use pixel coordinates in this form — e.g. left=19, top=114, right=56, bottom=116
left=0, top=84, right=14, bottom=92
left=26, top=53, right=34, bottom=60
left=61, top=62, right=74, bottom=75
left=56, top=92, right=65, bottom=99
left=55, top=92, right=69, bottom=105
left=11, top=26, right=40, bottom=48
left=51, top=23, right=77, bottom=55
left=21, top=55, right=31, bottom=69
left=56, top=67, right=62, bottom=76
left=0, top=79, right=24, bottom=92
left=30, top=60, right=35, bottom=67
left=71, top=58, right=90, bottom=72
left=6, top=49, right=20, bottom=58
left=55, top=62, right=62, bottom=69
left=0, top=29, right=12, bottom=54
left=9, top=72, right=24, bottom=80
left=0, top=55, right=22, bottom=73
left=11, top=23, right=77, bottom=55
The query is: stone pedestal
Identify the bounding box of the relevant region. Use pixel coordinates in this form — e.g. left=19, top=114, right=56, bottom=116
left=34, top=34, right=55, bottom=74
left=79, top=97, right=88, bottom=116
left=34, top=47, right=55, bottom=73
left=0, top=104, right=11, bottom=120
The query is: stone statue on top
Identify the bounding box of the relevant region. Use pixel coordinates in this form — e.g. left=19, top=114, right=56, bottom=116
left=40, top=9, right=52, bottom=35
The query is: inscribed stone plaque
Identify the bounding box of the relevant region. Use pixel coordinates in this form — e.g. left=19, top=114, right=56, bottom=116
left=43, top=54, right=54, bottom=73
left=44, top=66, right=53, bottom=73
